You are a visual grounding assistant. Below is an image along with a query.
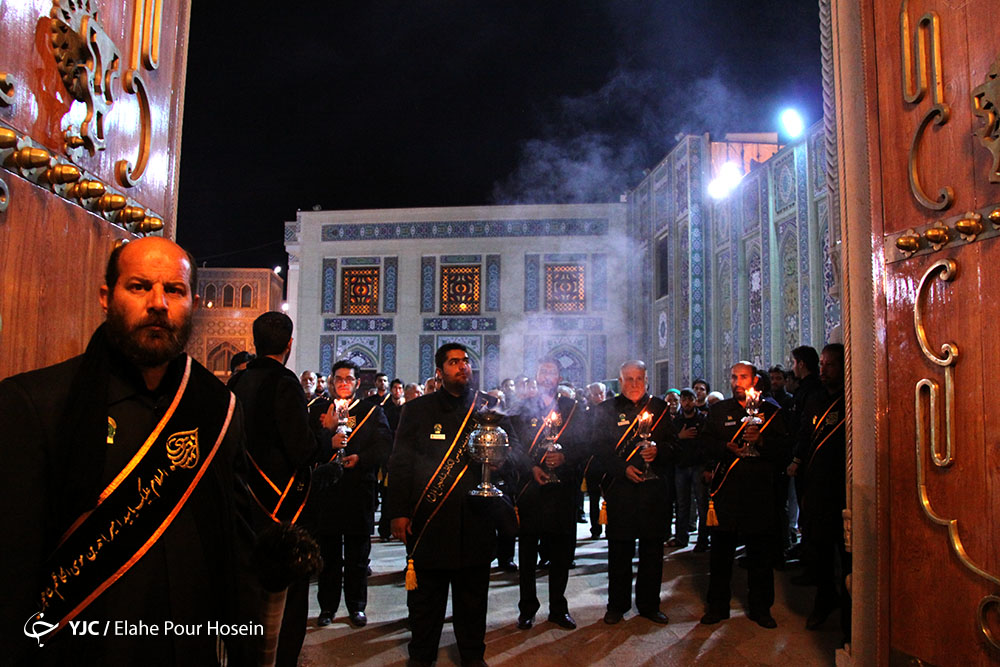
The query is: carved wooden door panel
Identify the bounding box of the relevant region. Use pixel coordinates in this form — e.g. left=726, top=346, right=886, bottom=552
left=0, top=0, right=192, bottom=378
left=865, top=0, right=1000, bottom=663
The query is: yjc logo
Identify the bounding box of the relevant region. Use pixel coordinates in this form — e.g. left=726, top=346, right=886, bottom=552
left=23, top=612, right=57, bottom=647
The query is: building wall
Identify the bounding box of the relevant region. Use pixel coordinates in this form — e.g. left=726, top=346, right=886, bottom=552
left=628, top=125, right=841, bottom=395
left=189, top=268, right=285, bottom=378
left=286, top=204, right=629, bottom=388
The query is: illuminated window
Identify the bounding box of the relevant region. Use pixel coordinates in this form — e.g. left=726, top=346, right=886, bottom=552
left=342, top=267, right=380, bottom=315
left=222, top=284, right=235, bottom=308
left=545, top=264, right=586, bottom=312
left=440, top=265, right=480, bottom=315
left=240, top=284, right=253, bottom=308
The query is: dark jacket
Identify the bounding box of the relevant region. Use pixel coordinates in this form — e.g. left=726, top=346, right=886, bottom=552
left=794, top=388, right=846, bottom=540
left=671, top=409, right=709, bottom=468
left=510, top=394, right=588, bottom=535
left=303, top=395, right=392, bottom=535
left=703, top=396, right=791, bottom=534
left=385, top=388, right=519, bottom=569
left=0, top=350, right=254, bottom=666
left=229, top=356, right=319, bottom=528
left=594, top=393, right=677, bottom=540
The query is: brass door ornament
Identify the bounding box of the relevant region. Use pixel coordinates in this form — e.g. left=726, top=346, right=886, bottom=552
left=900, top=0, right=954, bottom=211
left=49, top=0, right=122, bottom=154
left=0, top=73, right=15, bottom=107
left=912, top=258, right=1000, bottom=649
left=972, top=54, right=1000, bottom=184
left=116, top=0, right=162, bottom=188
left=0, top=175, right=9, bottom=213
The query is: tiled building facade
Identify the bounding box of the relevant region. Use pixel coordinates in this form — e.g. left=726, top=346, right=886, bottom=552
left=629, top=124, right=841, bottom=394
left=284, top=205, right=629, bottom=387
left=189, top=268, right=285, bottom=378
left=284, top=125, right=840, bottom=392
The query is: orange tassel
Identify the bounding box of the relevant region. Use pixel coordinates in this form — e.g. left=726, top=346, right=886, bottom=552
left=599, top=500, right=608, bottom=525
left=706, top=500, right=718, bottom=527
left=405, top=558, right=417, bottom=591
left=514, top=506, right=520, bottom=528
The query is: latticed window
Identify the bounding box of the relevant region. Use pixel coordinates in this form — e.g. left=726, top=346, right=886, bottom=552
left=341, top=267, right=380, bottom=315
left=222, top=284, right=235, bottom=308
left=545, top=264, right=586, bottom=312
left=240, top=284, right=253, bottom=308
left=440, top=265, right=480, bottom=315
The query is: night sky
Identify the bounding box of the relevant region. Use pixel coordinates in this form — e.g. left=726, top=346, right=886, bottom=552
left=175, top=1, right=821, bottom=270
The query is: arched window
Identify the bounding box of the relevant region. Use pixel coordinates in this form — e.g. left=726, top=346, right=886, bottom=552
left=204, top=284, right=217, bottom=305
left=207, top=341, right=240, bottom=377
left=222, top=284, right=235, bottom=308
left=240, top=284, right=253, bottom=308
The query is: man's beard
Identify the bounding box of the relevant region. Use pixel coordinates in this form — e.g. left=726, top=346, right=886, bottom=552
left=441, top=376, right=469, bottom=395
left=105, top=303, right=192, bottom=368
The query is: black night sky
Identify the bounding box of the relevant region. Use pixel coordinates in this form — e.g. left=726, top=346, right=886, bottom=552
left=176, top=2, right=822, bottom=271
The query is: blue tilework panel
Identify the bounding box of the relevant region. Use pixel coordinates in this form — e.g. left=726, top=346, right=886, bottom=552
left=419, top=335, right=435, bottom=381
left=383, top=256, right=398, bottom=313
left=342, top=257, right=380, bottom=265
left=773, top=153, right=796, bottom=218
left=423, top=318, right=497, bottom=332
left=678, top=218, right=690, bottom=387
left=322, top=218, right=609, bottom=242
left=779, top=228, right=800, bottom=350
left=688, top=144, right=706, bottom=380
left=819, top=199, right=841, bottom=339
left=485, top=255, right=501, bottom=312
left=591, top=335, right=607, bottom=382
left=335, top=336, right=379, bottom=367
left=484, top=335, right=501, bottom=390
left=795, top=143, right=812, bottom=344
left=524, top=254, right=540, bottom=312
left=421, top=256, right=436, bottom=313
left=591, top=254, right=607, bottom=311
left=674, top=148, right=689, bottom=220
left=441, top=255, right=482, bottom=264
left=544, top=253, right=587, bottom=262
left=381, top=335, right=396, bottom=378
left=320, top=335, right=335, bottom=376
left=717, top=255, right=734, bottom=371
left=322, top=258, right=337, bottom=314
left=748, top=245, right=763, bottom=367
left=324, top=318, right=394, bottom=332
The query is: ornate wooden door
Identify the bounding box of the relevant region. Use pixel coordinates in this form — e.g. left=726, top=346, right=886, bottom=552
left=860, top=0, right=1000, bottom=662
left=0, top=0, right=192, bottom=378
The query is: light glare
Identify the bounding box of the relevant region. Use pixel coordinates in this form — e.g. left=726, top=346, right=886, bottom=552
left=780, top=108, right=805, bottom=138
left=708, top=161, right=744, bottom=200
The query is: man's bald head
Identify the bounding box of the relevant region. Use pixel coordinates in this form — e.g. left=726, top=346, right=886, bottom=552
left=106, top=237, right=198, bottom=296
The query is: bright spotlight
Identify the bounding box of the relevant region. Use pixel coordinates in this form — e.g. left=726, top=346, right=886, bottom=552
left=281, top=302, right=290, bottom=312
left=273, top=265, right=282, bottom=275
left=708, top=161, right=745, bottom=200
left=779, top=108, right=805, bottom=139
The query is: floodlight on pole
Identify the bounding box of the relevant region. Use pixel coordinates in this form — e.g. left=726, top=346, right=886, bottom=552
left=779, top=108, right=805, bottom=139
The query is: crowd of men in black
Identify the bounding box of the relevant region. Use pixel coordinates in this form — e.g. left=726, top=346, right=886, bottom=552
left=0, top=237, right=848, bottom=667
left=276, top=341, right=850, bottom=665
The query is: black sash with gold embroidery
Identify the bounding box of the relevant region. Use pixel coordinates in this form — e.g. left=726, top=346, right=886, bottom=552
left=407, top=392, right=489, bottom=555
left=38, top=357, right=235, bottom=636
left=245, top=455, right=312, bottom=525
